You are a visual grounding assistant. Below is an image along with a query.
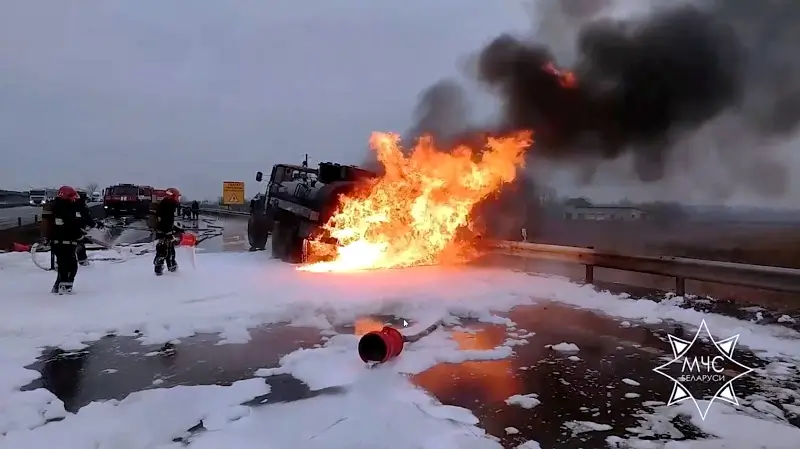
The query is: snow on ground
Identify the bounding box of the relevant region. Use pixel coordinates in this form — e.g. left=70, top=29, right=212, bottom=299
left=2, top=249, right=800, bottom=448
left=545, top=342, right=580, bottom=353
left=608, top=401, right=800, bottom=449
left=505, top=393, right=541, bottom=409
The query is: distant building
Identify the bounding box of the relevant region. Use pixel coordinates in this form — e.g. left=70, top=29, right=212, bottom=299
left=565, top=206, right=647, bottom=221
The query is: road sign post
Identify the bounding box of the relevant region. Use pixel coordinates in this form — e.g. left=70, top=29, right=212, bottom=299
left=222, top=181, right=245, bottom=205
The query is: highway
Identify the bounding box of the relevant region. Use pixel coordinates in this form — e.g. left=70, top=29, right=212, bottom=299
left=0, top=205, right=41, bottom=230
left=0, top=202, right=105, bottom=230
left=1, top=209, right=799, bottom=447
left=9, top=213, right=800, bottom=448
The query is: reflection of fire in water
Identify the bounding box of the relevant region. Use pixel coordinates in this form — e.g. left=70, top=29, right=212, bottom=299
left=417, top=326, right=520, bottom=403
left=353, top=318, right=520, bottom=401
left=300, top=131, right=532, bottom=272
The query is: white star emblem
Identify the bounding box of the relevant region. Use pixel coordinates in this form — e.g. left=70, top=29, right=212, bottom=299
left=652, top=319, right=755, bottom=420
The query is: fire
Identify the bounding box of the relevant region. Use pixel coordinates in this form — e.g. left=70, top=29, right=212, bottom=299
left=299, top=130, right=532, bottom=272
left=542, top=61, right=577, bottom=89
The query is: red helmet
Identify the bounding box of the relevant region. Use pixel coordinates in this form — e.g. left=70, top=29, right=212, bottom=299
left=164, top=187, right=181, bottom=201
left=57, top=186, right=79, bottom=201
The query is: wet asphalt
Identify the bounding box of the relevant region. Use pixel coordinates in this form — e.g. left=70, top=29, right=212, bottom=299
left=19, top=216, right=800, bottom=448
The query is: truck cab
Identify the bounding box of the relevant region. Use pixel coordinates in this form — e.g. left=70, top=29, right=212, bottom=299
left=29, top=188, right=56, bottom=206
left=103, top=184, right=152, bottom=218
left=247, top=158, right=377, bottom=261
left=247, top=164, right=319, bottom=251
left=152, top=189, right=168, bottom=204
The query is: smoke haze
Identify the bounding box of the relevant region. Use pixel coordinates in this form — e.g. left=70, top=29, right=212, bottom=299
left=400, top=0, right=800, bottom=206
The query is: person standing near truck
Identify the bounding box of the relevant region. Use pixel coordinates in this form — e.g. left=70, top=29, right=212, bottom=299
left=191, top=200, right=200, bottom=221
left=75, top=192, right=102, bottom=266
left=41, top=186, right=84, bottom=294
left=149, top=187, right=184, bottom=275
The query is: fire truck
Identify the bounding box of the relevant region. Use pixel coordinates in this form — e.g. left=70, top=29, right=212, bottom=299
left=103, top=184, right=153, bottom=218
left=152, top=189, right=168, bottom=204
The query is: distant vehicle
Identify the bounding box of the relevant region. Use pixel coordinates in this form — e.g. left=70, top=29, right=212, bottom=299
left=91, top=191, right=102, bottom=202
left=29, top=188, right=57, bottom=206
left=76, top=189, right=89, bottom=202
left=103, top=183, right=152, bottom=218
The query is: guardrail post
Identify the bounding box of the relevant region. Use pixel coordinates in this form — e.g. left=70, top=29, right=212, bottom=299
left=675, top=277, right=686, bottom=296
left=17, top=217, right=21, bottom=227
left=584, top=264, right=594, bottom=284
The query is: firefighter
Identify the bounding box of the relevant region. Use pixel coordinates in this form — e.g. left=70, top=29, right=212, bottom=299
left=191, top=200, right=200, bottom=221
left=41, top=186, right=84, bottom=294
left=75, top=192, right=102, bottom=266
left=149, top=187, right=184, bottom=275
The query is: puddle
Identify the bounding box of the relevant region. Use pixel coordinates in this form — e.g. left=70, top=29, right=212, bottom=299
left=411, top=303, right=776, bottom=448
left=22, top=325, right=325, bottom=412
left=192, top=216, right=249, bottom=253
left=21, top=303, right=793, bottom=447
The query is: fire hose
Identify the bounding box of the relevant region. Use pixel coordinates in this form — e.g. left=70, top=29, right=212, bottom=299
left=30, top=234, right=129, bottom=271
left=357, top=320, right=442, bottom=364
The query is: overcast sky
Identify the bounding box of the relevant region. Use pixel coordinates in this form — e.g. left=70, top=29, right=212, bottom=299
left=3, top=0, right=798, bottom=207
left=0, top=0, right=529, bottom=200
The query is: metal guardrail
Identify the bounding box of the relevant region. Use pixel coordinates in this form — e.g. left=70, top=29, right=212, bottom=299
left=0, top=202, right=104, bottom=231
left=493, top=241, right=800, bottom=295
left=194, top=206, right=800, bottom=295
left=199, top=206, right=248, bottom=216
left=0, top=202, right=30, bottom=210
left=0, top=211, right=40, bottom=230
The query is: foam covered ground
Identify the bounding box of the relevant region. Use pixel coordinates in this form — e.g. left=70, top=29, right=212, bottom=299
left=1, top=249, right=799, bottom=448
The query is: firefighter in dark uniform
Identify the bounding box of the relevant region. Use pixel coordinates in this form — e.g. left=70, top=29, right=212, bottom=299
left=191, top=200, right=200, bottom=221
left=41, top=186, right=84, bottom=294
left=149, top=187, right=184, bottom=275
left=75, top=191, right=101, bottom=266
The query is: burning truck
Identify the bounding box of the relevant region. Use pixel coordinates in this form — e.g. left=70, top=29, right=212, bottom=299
left=247, top=157, right=377, bottom=263
left=248, top=131, right=531, bottom=272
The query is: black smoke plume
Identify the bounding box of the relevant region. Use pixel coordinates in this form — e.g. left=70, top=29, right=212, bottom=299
left=478, top=4, right=749, bottom=182
left=478, top=0, right=800, bottom=187
left=394, top=0, right=800, bottom=195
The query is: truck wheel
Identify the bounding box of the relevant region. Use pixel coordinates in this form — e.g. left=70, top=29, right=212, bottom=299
left=271, top=220, right=289, bottom=259
left=247, top=214, right=269, bottom=251
left=271, top=219, right=304, bottom=263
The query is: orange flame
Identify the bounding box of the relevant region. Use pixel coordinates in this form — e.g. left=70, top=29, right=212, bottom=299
left=543, top=62, right=577, bottom=89
left=299, top=131, right=532, bottom=272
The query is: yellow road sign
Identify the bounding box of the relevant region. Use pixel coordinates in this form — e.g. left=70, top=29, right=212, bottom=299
left=222, top=181, right=245, bottom=205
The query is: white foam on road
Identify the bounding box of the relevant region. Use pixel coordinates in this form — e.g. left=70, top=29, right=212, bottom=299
left=609, top=401, right=800, bottom=449
left=1, top=250, right=799, bottom=448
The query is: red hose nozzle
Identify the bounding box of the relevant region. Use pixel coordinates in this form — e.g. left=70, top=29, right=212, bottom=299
left=358, top=326, right=404, bottom=363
